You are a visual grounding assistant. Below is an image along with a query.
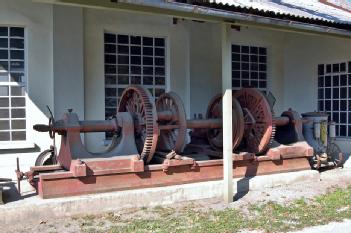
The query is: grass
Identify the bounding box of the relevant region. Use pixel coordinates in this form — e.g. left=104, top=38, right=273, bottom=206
left=77, top=186, right=351, bottom=233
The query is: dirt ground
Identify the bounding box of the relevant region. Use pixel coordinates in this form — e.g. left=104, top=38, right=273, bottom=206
left=4, top=168, right=351, bottom=233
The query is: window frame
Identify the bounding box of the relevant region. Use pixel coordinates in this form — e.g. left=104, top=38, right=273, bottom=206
left=103, top=31, right=169, bottom=138
left=231, top=43, right=268, bottom=91
left=317, top=61, right=351, bottom=138
left=0, top=25, right=28, bottom=143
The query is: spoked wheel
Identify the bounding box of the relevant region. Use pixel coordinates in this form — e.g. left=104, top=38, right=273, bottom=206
left=119, top=86, right=158, bottom=163
left=156, top=92, right=187, bottom=154
left=206, top=94, right=244, bottom=153
left=35, top=147, right=57, bottom=166
left=327, top=142, right=344, bottom=167
left=233, top=88, right=274, bottom=154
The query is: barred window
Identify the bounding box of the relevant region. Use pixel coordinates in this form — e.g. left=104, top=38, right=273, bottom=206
left=104, top=33, right=167, bottom=137
left=318, top=62, right=351, bottom=137
left=232, top=44, right=267, bottom=90
left=0, top=27, right=26, bottom=141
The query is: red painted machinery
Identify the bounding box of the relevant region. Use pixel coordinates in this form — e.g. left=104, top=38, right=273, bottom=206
left=16, top=86, right=313, bottom=198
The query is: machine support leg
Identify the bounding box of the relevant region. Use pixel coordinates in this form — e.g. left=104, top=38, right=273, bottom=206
left=221, top=23, right=234, bottom=204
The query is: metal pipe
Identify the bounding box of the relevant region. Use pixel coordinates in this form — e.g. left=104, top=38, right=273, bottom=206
left=186, top=119, right=222, bottom=129
left=157, top=110, right=174, bottom=121
left=272, top=116, right=290, bottom=126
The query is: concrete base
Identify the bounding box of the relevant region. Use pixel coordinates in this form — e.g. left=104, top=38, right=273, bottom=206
left=0, top=170, right=319, bottom=225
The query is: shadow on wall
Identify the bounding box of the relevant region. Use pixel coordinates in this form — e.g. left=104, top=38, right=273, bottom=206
left=0, top=145, right=41, bottom=155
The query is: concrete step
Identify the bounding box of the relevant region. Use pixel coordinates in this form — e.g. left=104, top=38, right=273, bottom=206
left=0, top=169, right=321, bottom=225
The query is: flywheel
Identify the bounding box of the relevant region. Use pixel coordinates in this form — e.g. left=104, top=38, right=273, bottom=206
left=233, top=88, right=274, bottom=154
left=118, top=86, right=158, bottom=163
left=206, top=94, right=244, bottom=152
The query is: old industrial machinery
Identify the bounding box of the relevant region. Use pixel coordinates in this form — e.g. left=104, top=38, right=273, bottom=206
left=302, top=112, right=344, bottom=169
left=16, top=85, right=313, bottom=198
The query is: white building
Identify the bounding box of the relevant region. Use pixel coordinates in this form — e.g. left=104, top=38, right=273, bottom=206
left=0, top=0, right=351, bottom=178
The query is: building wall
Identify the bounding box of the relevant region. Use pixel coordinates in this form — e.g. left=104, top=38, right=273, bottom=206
left=189, top=23, right=286, bottom=117
left=84, top=9, right=190, bottom=152
left=0, top=0, right=53, bottom=178
left=283, top=32, right=351, bottom=153
left=53, top=5, right=84, bottom=119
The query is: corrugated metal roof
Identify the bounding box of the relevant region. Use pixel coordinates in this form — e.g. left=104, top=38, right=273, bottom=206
left=175, top=0, right=351, bottom=30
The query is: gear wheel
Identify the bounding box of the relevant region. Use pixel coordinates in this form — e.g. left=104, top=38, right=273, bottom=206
left=119, top=86, right=158, bottom=163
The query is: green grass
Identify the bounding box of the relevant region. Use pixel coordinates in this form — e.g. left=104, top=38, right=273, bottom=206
left=78, top=186, right=351, bottom=233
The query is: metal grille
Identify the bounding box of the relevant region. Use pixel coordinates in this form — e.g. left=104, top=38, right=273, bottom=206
left=0, top=27, right=26, bottom=141
left=318, top=62, right=351, bottom=137
left=232, top=44, right=267, bottom=90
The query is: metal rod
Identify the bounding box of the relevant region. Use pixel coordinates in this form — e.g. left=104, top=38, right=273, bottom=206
left=186, top=119, right=222, bottom=129
left=273, top=116, right=290, bottom=126
left=157, top=110, right=174, bottom=121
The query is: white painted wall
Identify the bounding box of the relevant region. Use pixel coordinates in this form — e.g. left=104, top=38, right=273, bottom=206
left=189, top=23, right=286, bottom=116
left=53, top=5, right=84, bottom=119
left=84, top=9, right=190, bottom=152
left=0, top=0, right=53, bottom=179
left=283, top=32, right=351, bottom=153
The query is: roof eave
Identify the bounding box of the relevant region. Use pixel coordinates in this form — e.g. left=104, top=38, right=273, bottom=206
left=34, top=0, right=351, bottom=39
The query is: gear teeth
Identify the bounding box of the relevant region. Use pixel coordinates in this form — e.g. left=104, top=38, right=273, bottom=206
left=119, top=86, right=158, bottom=163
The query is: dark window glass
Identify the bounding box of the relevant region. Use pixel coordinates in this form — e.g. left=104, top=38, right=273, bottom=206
left=318, top=76, right=324, bottom=87
left=340, top=63, right=346, bottom=72
left=10, top=61, right=24, bottom=72
left=325, top=76, right=331, bottom=87
left=117, top=76, right=129, bottom=85
left=326, top=64, right=332, bottom=73
left=155, top=38, right=165, bottom=47
left=341, top=75, right=347, bottom=86
left=11, top=97, right=25, bottom=107
left=155, top=76, right=165, bottom=85
left=0, top=38, right=8, bottom=48
left=131, top=66, right=141, bottom=74
left=241, top=46, right=249, bottom=53
left=131, top=76, right=141, bottom=84
left=117, top=35, right=129, bottom=44
left=0, top=27, right=8, bottom=36
left=333, top=75, right=339, bottom=86
left=232, top=53, right=240, bottom=62
left=12, top=120, right=26, bottom=129
left=0, top=120, right=9, bottom=130
left=250, top=55, right=258, bottom=63
left=118, top=55, right=129, bottom=65
left=318, top=89, right=324, bottom=99
left=105, top=44, right=116, bottom=53
left=259, top=47, right=267, bottom=55
left=155, top=48, right=165, bottom=56
left=105, top=75, right=116, bottom=85
left=12, top=131, right=26, bottom=141
left=250, top=46, right=258, bottom=54
left=0, top=50, right=8, bottom=59
left=143, top=37, right=153, bottom=46
left=318, top=64, right=324, bottom=75
left=131, top=36, right=141, bottom=45
left=117, top=45, right=128, bottom=54
left=325, top=88, right=331, bottom=99
left=105, top=55, right=116, bottom=64
left=333, top=63, right=340, bottom=73
left=10, top=39, right=24, bottom=49
left=104, top=33, right=116, bottom=43
left=0, top=132, right=10, bottom=141
left=232, top=62, right=240, bottom=70
left=143, top=76, right=153, bottom=85
left=10, top=27, right=24, bottom=37
left=232, top=45, right=240, bottom=53
left=143, top=47, right=153, bottom=56
left=131, top=46, right=141, bottom=55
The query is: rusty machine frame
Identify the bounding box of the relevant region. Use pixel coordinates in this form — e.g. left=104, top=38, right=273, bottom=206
left=16, top=86, right=313, bottom=198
